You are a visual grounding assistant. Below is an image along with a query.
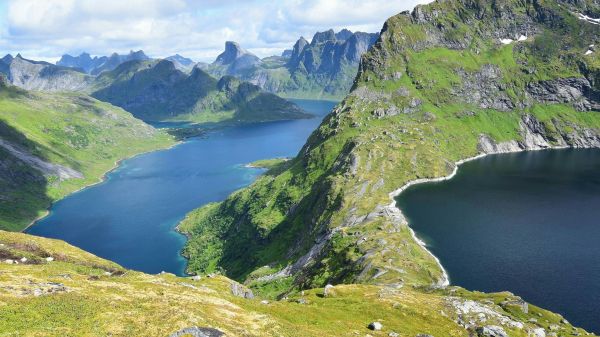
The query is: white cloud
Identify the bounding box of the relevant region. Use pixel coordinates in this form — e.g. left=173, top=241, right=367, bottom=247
left=0, top=0, right=432, bottom=63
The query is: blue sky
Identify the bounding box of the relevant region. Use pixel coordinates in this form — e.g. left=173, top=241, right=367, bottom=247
left=0, top=0, right=432, bottom=62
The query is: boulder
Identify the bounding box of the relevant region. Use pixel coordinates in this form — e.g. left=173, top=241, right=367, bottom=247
left=230, top=282, right=254, bottom=299
left=475, top=325, right=508, bottom=337
left=168, top=327, right=224, bottom=337
left=368, top=322, right=383, bottom=331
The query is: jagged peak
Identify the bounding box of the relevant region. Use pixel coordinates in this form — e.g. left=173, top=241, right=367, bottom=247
left=335, top=28, right=354, bottom=41
left=311, top=29, right=336, bottom=45
left=214, top=41, right=259, bottom=66
left=1, top=54, right=13, bottom=63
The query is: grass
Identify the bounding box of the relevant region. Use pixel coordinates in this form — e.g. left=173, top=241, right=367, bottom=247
left=0, top=87, right=174, bottom=231
left=0, top=230, right=594, bottom=336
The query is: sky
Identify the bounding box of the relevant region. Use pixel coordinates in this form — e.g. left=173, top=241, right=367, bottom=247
left=0, top=0, right=432, bottom=63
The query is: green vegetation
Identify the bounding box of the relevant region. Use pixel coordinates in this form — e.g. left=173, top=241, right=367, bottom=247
left=1, top=230, right=594, bottom=336
left=179, top=0, right=600, bottom=299
left=0, top=84, right=174, bottom=231
left=247, top=158, right=290, bottom=169
left=91, top=60, right=312, bottom=123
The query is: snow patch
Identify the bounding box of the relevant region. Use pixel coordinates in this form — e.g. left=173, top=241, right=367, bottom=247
left=500, top=38, right=513, bottom=45
left=585, top=50, right=594, bottom=55
left=518, top=35, right=528, bottom=41
left=575, top=12, right=600, bottom=25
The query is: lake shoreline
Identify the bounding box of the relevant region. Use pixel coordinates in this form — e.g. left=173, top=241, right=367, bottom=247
left=22, top=138, right=182, bottom=233
left=383, top=144, right=593, bottom=288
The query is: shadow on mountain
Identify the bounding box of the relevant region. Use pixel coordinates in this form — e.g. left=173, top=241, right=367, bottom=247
left=0, top=120, right=52, bottom=231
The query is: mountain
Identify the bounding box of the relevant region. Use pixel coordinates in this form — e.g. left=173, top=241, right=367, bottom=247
left=0, top=54, right=93, bottom=91
left=208, top=41, right=263, bottom=77
left=91, top=59, right=312, bottom=122
left=179, top=0, right=600, bottom=307
left=206, top=29, right=379, bottom=99
left=56, top=52, right=106, bottom=73
left=165, top=54, right=197, bottom=72
left=57, top=50, right=150, bottom=75
left=0, top=81, right=173, bottom=231
left=1, top=229, right=593, bottom=336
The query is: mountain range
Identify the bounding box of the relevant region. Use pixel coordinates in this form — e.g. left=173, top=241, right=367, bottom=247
left=0, top=54, right=309, bottom=124
left=206, top=29, right=379, bottom=99
left=57, top=50, right=150, bottom=75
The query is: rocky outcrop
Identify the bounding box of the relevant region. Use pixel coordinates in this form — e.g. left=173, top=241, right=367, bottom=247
left=168, top=327, right=223, bottom=337
left=230, top=281, right=254, bottom=299
left=526, top=77, right=600, bottom=111
left=1, top=55, right=92, bottom=92
left=454, top=64, right=516, bottom=111
left=0, top=139, right=82, bottom=180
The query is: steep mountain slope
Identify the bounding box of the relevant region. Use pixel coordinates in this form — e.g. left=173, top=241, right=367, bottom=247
left=92, top=59, right=312, bottom=123
left=57, top=50, right=150, bottom=75
left=0, top=55, right=93, bottom=92
left=206, top=30, right=379, bottom=99
left=0, top=80, right=174, bottom=231
left=179, top=0, right=599, bottom=302
left=1, top=230, right=594, bottom=336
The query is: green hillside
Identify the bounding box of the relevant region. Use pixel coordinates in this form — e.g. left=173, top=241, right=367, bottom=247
left=179, top=0, right=600, bottom=296
left=0, top=82, right=174, bottom=231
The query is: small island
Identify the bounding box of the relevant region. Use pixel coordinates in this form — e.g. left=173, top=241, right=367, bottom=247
left=246, top=158, right=290, bottom=169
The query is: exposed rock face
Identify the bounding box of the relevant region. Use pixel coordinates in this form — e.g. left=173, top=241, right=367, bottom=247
left=0, top=139, right=82, bottom=180
left=1, top=55, right=92, bottom=92
left=288, top=29, right=379, bottom=76
left=454, top=64, right=516, bottom=111
left=213, top=41, right=262, bottom=75
left=526, top=77, right=600, bottom=111
left=230, top=281, right=254, bottom=299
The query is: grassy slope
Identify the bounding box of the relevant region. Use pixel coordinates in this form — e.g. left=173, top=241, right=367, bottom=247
left=0, top=85, right=174, bottom=231
left=0, top=230, right=593, bottom=336
left=178, top=0, right=600, bottom=297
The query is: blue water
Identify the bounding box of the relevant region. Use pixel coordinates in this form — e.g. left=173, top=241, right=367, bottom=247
left=396, top=149, right=600, bottom=333
left=27, top=99, right=337, bottom=276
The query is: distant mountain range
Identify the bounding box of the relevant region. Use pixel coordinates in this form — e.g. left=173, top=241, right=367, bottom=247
left=11, top=27, right=378, bottom=100
left=0, top=53, right=310, bottom=123
left=206, top=29, right=379, bottom=99
left=91, top=60, right=311, bottom=122
left=57, top=50, right=150, bottom=75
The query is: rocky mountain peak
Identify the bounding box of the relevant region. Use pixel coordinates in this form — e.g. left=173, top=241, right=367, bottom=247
left=1, top=54, right=13, bottom=64
left=335, top=28, right=353, bottom=41
left=166, top=54, right=194, bottom=67
left=215, top=41, right=249, bottom=65
left=311, top=29, right=336, bottom=45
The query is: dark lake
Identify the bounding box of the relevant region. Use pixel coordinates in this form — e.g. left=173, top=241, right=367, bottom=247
left=27, top=99, right=337, bottom=276
left=396, top=149, right=600, bottom=333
